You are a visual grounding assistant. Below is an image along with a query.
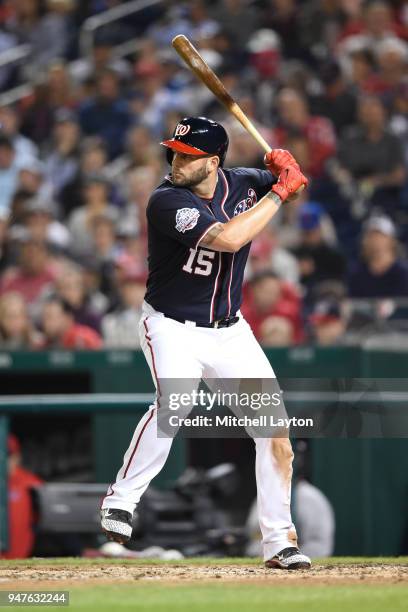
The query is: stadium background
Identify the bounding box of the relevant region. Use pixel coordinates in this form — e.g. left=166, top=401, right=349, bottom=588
left=0, top=0, right=407, bottom=560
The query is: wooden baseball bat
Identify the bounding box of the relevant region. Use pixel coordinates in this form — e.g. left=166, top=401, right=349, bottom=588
left=172, top=34, right=272, bottom=154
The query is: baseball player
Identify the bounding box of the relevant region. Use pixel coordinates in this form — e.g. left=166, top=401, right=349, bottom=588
left=101, top=117, right=311, bottom=569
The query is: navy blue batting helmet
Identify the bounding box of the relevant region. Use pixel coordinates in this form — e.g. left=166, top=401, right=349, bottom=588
left=161, top=117, right=229, bottom=166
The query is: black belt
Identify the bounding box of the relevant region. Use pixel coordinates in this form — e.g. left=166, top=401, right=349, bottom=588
left=164, top=314, right=240, bottom=329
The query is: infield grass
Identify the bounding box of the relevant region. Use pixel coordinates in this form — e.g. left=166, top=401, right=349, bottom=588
left=8, top=582, right=407, bottom=612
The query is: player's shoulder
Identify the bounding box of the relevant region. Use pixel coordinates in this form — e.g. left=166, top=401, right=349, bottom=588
left=222, top=166, right=273, bottom=181
left=147, top=176, right=195, bottom=211
left=221, top=166, right=274, bottom=191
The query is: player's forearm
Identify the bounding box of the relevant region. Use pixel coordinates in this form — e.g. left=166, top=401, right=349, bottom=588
left=199, top=191, right=282, bottom=253
left=224, top=191, right=282, bottom=249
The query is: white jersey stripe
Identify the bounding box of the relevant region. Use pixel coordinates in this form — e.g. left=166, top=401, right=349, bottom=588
left=219, top=169, right=230, bottom=221
left=209, top=169, right=229, bottom=323
left=194, top=220, right=219, bottom=250
left=219, top=169, right=235, bottom=316
left=210, top=252, right=222, bottom=323
left=227, top=252, right=235, bottom=317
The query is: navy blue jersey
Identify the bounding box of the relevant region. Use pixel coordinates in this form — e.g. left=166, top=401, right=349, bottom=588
left=145, top=167, right=274, bottom=324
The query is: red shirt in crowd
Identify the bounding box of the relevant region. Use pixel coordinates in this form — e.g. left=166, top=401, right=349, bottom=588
left=0, top=269, right=56, bottom=304
left=241, top=281, right=304, bottom=343
left=274, top=116, right=336, bottom=179
left=0, top=467, right=43, bottom=559
left=41, top=323, right=103, bottom=349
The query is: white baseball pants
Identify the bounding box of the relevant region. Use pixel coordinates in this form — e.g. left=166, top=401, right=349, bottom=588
left=102, top=301, right=298, bottom=560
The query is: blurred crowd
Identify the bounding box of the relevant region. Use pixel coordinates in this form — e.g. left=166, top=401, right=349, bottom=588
left=0, top=0, right=407, bottom=349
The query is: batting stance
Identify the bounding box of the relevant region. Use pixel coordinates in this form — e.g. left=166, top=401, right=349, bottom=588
left=101, top=117, right=311, bottom=569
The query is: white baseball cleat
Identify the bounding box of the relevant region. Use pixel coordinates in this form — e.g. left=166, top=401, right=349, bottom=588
left=265, top=547, right=311, bottom=570
left=101, top=508, right=133, bottom=544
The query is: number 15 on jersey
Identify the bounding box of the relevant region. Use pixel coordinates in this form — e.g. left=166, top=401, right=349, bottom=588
left=183, top=248, right=216, bottom=276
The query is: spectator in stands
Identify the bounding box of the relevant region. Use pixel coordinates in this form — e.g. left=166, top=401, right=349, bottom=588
left=291, top=202, right=346, bottom=293
left=115, top=225, right=147, bottom=281
left=337, top=1, right=407, bottom=55
left=0, top=236, right=56, bottom=307
left=0, top=292, right=41, bottom=349
left=310, top=60, right=358, bottom=135
left=54, top=263, right=104, bottom=333
left=0, top=0, right=406, bottom=354
left=244, top=29, right=281, bottom=124
left=70, top=32, right=131, bottom=86
left=374, top=38, right=408, bottom=102
left=246, top=226, right=299, bottom=286
left=59, top=136, right=109, bottom=216
left=122, top=166, right=158, bottom=237
left=0, top=134, right=20, bottom=216
left=6, top=0, right=42, bottom=46
left=32, top=0, right=75, bottom=69
left=389, top=81, right=408, bottom=167
left=274, top=88, right=337, bottom=179
left=187, top=0, right=220, bottom=44
left=109, top=254, right=145, bottom=313
left=276, top=191, right=337, bottom=251
left=67, top=174, right=118, bottom=256
left=102, top=272, right=146, bottom=347
left=85, top=215, right=120, bottom=301
left=210, top=0, right=260, bottom=51
left=337, top=95, right=406, bottom=214
left=241, top=270, right=303, bottom=344
left=40, top=296, right=102, bottom=349
left=0, top=209, right=10, bottom=273
left=258, top=316, right=295, bottom=347
left=21, top=197, right=70, bottom=251
left=0, top=435, right=43, bottom=559
left=78, top=258, right=110, bottom=316
left=348, top=216, right=408, bottom=298
left=131, top=58, right=185, bottom=139
left=107, top=125, right=162, bottom=183
left=0, top=105, right=38, bottom=165
left=126, top=126, right=159, bottom=170
left=21, top=61, right=76, bottom=145
left=347, top=48, right=377, bottom=93
left=309, top=301, right=347, bottom=346
left=298, top=0, right=344, bottom=62
left=261, top=0, right=301, bottom=60
left=9, top=189, right=33, bottom=226
left=17, top=158, right=53, bottom=203
left=79, top=68, right=132, bottom=159
left=91, top=214, right=119, bottom=265
left=8, top=0, right=74, bottom=68
left=146, top=6, right=193, bottom=49
left=44, top=108, right=81, bottom=199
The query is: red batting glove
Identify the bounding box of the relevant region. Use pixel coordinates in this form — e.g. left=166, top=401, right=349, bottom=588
left=264, top=149, right=299, bottom=175
left=271, top=166, right=308, bottom=202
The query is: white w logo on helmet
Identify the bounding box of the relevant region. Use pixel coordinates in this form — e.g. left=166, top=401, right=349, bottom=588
left=175, top=123, right=191, bottom=137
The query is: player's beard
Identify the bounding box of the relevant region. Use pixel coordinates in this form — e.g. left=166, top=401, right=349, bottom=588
left=171, top=164, right=209, bottom=188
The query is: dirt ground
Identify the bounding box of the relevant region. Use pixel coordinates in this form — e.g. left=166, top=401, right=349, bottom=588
left=0, top=562, right=407, bottom=588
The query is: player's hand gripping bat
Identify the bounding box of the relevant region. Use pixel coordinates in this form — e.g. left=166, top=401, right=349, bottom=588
left=172, top=34, right=305, bottom=196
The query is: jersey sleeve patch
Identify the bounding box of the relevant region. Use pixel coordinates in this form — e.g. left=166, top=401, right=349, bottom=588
left=175, top=207, right=200, bottom=233
left=147, top=187, right=217, bottom=249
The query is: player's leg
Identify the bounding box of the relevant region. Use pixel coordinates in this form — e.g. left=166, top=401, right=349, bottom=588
left=101, top=308, right=202, bottom=542
left=204, top=317, right=311, bottom=568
